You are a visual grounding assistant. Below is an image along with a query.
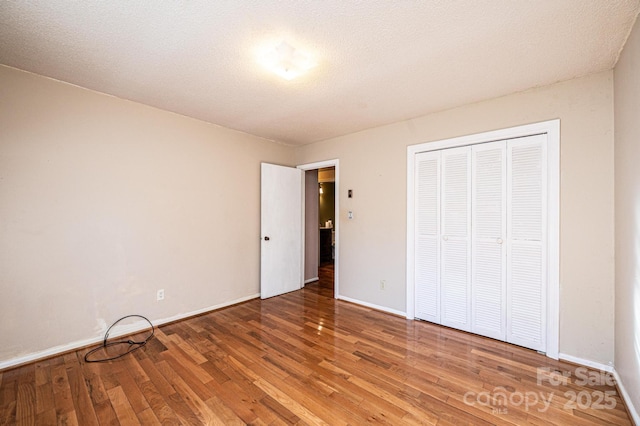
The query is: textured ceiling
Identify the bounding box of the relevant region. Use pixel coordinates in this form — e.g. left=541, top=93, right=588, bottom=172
left=1, top=1, right=639, bottom=145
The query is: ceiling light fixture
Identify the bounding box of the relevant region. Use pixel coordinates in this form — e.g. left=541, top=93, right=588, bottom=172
left=259, top=41, right=316, bottom=80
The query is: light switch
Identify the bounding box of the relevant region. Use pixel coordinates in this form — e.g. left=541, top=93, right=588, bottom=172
left=348, top=211, right=353, bottom=219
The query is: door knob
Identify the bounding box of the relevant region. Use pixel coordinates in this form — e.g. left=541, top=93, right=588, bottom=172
left=497, top=238, right=503, bottom=244
left=264, top=236, right=270, bottom=241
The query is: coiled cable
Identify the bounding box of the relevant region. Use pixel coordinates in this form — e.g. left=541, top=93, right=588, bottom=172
left=84, top=314, right=154, bottom=363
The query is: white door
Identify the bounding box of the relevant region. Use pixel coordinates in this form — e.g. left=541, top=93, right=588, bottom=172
left=440, top=147, right=471, bottom=331
left=506, top=135, right=547, bottom=352
left=260, top=163, right=303, bottom=299
left=415, top=151, right=441, bottom=323
left=471, top=141, right=507, bottom=341
left=413, top=134, right=547, bottom=352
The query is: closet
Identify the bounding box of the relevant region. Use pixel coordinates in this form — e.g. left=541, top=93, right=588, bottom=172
left=414, top=133, right=547, bottom=352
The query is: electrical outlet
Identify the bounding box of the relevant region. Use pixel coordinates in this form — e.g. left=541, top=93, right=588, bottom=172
left=380, top=280, right=386, bottom=290
left=157, top=289, right=165, bottom=301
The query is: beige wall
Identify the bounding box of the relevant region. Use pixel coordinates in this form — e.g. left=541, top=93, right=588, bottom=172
left=0, top=65, right=294, bottom=364
left=296, top=71, right=615, bottom=365
left=0, top=62, right=620, bottom=369
left=614, top=14, right=640, bottom=417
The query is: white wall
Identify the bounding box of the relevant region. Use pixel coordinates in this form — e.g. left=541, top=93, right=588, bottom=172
left=296, top=71, right=616, bottom=365
left=614, top=14, right=640, bottom=419
left=0, top=65, right=294, bottom=365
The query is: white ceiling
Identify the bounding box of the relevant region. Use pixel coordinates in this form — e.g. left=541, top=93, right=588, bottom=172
left=1, top=1, right=639, bottom=146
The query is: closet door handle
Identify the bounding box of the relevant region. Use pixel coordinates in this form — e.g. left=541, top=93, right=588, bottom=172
left=442, top=235, right=449, bottom=241
left=496, top=238, right=503, bottom=244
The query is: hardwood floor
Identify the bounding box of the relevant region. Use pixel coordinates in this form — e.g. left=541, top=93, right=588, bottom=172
left=0, top=264, right=632, bottom=425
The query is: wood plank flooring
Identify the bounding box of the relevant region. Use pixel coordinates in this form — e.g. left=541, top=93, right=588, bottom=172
left=0, top=263, right=632, bottom=425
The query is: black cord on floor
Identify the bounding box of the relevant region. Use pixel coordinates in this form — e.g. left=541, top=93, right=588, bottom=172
left=84, top=314, right=154, bottom=363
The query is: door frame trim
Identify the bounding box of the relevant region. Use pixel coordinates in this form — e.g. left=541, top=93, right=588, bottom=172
left=298, top=159, right=339, bottom=299
left=406, top=120, right=560, bottom=359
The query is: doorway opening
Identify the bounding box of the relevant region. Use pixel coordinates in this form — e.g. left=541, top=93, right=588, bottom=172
left=317, top=167, right=335, bottom=294
left=298, top=160, right=339, bottom=298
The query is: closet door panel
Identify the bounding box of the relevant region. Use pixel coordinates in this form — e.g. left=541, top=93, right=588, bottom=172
left=471, top=142, right=506, bottom=340
left=506, top=135, right=547, bottom=352
left=440, top=147, right=471, bottom=331
left=415, top=152, right=441, bottom=322
left=441, top=239, right=470, bottom=328
left=509, top=243, right=544, bottom=346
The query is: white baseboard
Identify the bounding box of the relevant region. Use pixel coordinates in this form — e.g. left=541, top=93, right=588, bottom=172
left=559, top=353, right=639, bottom=424
left=0, top=293, right=260, bottom=371
left=558, top=353, right=614, bottom=372
left=153, top=293, right=259, bottom=328
left=337, top=295, right=406, bottom=317
left=613, top=369, right=640, bottom=425
left=304, top=277, right=319, bottom=284
left=0, top=335, right=104, bottom=371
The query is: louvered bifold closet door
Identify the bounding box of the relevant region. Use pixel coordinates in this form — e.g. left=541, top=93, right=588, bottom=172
left=506, top=134, right=547, bottom=352
left=440, top=147, right=471, bottom=331
left=471, top=142, right=507, bottom=340
left=414, top=151, right=441, bottom=322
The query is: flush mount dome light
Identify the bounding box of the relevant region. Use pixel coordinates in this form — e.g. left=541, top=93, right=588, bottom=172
left=260, top=41, right=316, bottom=80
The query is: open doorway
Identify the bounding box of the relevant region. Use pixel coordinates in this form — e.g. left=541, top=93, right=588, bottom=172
left=298, top=160, right=339, bottom=298
left=317, top=167, right=335, bottom=293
